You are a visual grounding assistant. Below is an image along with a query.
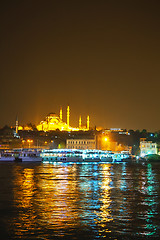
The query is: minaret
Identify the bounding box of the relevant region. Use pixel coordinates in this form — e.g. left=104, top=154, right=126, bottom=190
left=67, top=105, right=70, bottom=127
left=87, top=115, right=90, bottom=130
left=16, top=116, right=18, bottom=134
left=79, top=115, right=82, bottom=129
left=60, top=107, right=62, bottom=120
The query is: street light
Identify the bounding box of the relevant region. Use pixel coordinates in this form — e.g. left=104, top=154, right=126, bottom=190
left=22, top=140, right=25, bottom=147
left=101, top=136, right=109, bottom=150
left=27, top=139, right=33, bottom=148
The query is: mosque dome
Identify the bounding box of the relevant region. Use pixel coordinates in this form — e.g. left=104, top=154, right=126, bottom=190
left=36, top=106, right=90, bottom=132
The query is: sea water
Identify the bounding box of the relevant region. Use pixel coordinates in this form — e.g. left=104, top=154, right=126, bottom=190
left=0, top=161, right=160, bottom=239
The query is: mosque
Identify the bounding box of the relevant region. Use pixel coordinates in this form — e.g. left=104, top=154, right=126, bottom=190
left=36, top=106, right=90, bottom=132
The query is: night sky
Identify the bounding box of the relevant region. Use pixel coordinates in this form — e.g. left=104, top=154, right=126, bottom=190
left=0, top=0, right=160, bottom=131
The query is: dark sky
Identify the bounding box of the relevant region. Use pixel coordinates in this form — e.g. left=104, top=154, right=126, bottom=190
left=0, top=0, right=160, bottom=131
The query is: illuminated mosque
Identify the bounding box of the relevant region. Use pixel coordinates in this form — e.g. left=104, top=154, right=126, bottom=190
left=36, top=106, right=90, bottom=132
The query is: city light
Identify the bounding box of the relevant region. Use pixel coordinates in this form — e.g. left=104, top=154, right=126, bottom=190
left=27, top=139, right=33, bottom=148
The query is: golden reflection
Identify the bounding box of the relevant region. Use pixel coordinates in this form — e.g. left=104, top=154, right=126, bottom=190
left=13, top=165, right=36, bottom=237
left=96, top=164, right=113, bottom=231
left=12, top=163, right=113, bottom=238
left=13, top=166, right=35, bottom=208
left=36, top=164, right=81, bottom=229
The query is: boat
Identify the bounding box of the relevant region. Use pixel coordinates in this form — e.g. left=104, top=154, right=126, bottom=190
left=0, top=150, right=15, bottom=161
left=41, top=149, right=131, bottom=163
left=13, top=149, right=42, bottom=162
left=41, top=149, right=84, bottom=162
left=0, top=149, right=42, bottom=162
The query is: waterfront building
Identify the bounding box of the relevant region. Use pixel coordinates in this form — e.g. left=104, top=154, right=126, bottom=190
left=140, top=140, right=157, bottom=157
left=66, top=138, right=96, bottom=149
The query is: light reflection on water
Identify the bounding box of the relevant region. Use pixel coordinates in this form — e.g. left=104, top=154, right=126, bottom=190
left=0, top=162, right=160, bottom=239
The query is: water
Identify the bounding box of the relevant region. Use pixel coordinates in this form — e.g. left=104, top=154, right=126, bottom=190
left=0, top=161, right=160, bottom=240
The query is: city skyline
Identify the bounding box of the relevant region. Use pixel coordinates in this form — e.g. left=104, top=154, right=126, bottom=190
left=1, top=1, right=160, bottom=131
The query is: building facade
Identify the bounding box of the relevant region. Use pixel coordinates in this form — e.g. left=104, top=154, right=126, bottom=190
left=140, top=140, right=157, bottom=157
left=66, top=139, right=96, bottom=149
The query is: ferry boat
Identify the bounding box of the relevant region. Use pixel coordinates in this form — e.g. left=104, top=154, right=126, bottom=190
left=0, top=148, right=131, bottom=163
left=14, top=149, right=42, bottom=162
left=41, top=149, right=129, bottom=163
left=0, top=149, right=42, bottom=162
left=41, top=149, right=84, bottom=162
left=0, top=150, right=15, bottom=161
left=82, top=150, right=113, bottom=162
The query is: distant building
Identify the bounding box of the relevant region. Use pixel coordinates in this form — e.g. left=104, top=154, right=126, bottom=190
left=66, top=138, right=96, bottom=149
left=37, top=112, right=71, bottom=131
left=140, top=140, right=157, bottom=157
left=37, top=106, right=90, bottom=132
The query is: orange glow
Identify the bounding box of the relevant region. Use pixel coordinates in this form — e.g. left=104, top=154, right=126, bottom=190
left=27, top=139, right=33, bottom=148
